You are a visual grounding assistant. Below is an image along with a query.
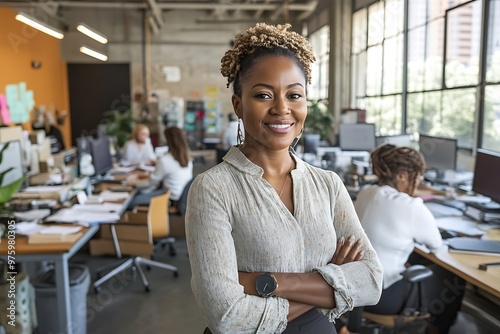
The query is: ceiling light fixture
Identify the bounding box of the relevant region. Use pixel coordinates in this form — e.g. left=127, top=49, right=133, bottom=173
left=77, top=24, right=108, bottom=44
left=79, top=46, right=108, bottom=61
left=15, top=12, right=64, bottom=39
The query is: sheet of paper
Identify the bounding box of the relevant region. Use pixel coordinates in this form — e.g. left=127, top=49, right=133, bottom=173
left=45, top=208, right=120, bottom=223
left=99, top=190, right=130, bottom=201
left=71, top=203, right=123, bottom=213
left=14, top=209, right=51, bottom=221
left=15, top=222, right=45, bottom=236
left=22, top=185, right=66, bottom=193
left=39, top=225, right=83, bottom=235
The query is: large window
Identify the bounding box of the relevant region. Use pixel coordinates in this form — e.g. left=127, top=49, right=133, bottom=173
left=309, top=26, right=330, bottom=101
left=351, top=0, right=500, bottom=151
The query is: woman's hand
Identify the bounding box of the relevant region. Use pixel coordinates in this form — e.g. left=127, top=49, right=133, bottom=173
left=331, top=236, right=364, bottom=265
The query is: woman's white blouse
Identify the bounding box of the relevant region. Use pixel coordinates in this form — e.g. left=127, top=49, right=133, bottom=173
left=186, top=147, right=383, bottom=334
left=121, top=139, right=156, bottom=165
left=354, top=185, right=442, bottom=289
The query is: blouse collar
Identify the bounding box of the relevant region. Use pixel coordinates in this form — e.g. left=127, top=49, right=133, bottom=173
left=223, top=146, right=307, bottom=179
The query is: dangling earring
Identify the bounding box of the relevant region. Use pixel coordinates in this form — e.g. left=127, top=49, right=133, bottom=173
left=290, top=128, right=304, bottom=153
left=237, top=118, right=244, bottom=145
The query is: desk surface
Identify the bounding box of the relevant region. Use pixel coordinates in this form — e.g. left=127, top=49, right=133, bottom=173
left=0, top=227, right=94, bottom=254
left=415, top=245, right=500, bottom=299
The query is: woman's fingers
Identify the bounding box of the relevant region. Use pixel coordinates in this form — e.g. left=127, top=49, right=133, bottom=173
left=332, top=236, right=363, bottom=265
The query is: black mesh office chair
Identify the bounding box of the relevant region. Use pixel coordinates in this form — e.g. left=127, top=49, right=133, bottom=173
left=346, top=265, right=433, bottom=334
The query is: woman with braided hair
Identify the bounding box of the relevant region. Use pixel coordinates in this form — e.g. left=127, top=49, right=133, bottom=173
left=352, top=144, right=465, bottom=334
left=186, top=23, right=382, bottom=334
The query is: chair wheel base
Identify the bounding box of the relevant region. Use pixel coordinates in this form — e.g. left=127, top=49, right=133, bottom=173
left=174, top=271, right=179, bottom=278
left=145, top=285, right=150, bottom=292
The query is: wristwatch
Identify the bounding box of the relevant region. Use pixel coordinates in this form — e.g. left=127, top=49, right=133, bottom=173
left=255, top=272, right=278, bottom=297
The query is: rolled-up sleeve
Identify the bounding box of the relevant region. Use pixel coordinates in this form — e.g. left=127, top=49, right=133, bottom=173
left=186, top=174, right=289, bottom=333
left=314, top=174, right=383, bottom=320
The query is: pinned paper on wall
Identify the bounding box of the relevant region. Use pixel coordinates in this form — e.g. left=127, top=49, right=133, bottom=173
left=163, top=66, right=181, bottom=82
left=0, top=95, right=10, bottom=125
left=5, top=82, right=34, bottom=123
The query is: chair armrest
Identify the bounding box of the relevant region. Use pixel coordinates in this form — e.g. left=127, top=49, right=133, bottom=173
left=400, top=265, right=433, bottom=283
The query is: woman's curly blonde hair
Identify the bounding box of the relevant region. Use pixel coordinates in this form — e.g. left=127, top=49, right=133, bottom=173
left=221, top=23, right=316, bottom=95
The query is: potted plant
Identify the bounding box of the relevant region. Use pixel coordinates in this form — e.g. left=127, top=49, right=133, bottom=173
left=304, top=99, right=334, bottom=142
left=0, top=142, right=25, bottom=237
left=102, top=109, right=134, bottom=147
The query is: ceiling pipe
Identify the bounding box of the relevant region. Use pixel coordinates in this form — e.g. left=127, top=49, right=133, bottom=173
left=25, top=1, right=318, bottom=12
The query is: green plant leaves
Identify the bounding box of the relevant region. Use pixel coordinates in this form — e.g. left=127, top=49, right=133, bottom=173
left=0, top=141, right=25, bottom=206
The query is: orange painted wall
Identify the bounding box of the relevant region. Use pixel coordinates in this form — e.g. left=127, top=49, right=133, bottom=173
left=0, top=7, right=70, bottom=147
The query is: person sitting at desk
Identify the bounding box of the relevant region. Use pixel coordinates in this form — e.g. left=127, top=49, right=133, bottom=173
left=120, top=124, right=156, bottom=166
left=32, top=110, right=65, bottom=153
left=350, top=144, right=465, bottom=334
left=126, top=126, right=193, bottom=209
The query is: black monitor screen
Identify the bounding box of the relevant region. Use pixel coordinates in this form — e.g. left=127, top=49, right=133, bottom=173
left=303, top=134, right=320, bottom=154
left=339, top=123, right=376, bottom=151
left=472, top=149, right=500, bottom=204
left=89, top=136, right=113, bottom=176
left=418, top=134, right=457, bottom=172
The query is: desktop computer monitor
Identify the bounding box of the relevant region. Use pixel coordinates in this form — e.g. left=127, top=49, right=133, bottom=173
left=472, top=149, right=500, bottom=206
left=0, top=140, right=24, bottom=187
left=418, top=134, right=457, bottom=177
left=339, top=123, right=376, bottom=151
left=303, top=134, right=320, bottom=155
left=88, top=136, right=114, bottom=177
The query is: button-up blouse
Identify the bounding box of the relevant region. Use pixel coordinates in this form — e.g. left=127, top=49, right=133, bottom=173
left=186, top=147, right=383, bottom=333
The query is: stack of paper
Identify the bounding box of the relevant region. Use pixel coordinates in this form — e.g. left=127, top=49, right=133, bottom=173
left=28, top=225, right=84, bottom=244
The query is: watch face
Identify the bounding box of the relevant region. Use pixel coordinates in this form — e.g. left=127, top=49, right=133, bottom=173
left=256, top=273, right=276, bottom=297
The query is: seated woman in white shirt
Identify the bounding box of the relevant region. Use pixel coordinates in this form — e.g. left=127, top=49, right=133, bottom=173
left=350, top=144, right=465, bottom=334
left=121, top=124, right=156, bottom=166
left=127, top=126, right=193, bottom=209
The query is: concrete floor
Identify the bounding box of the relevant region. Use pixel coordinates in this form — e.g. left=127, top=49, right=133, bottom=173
left=76, top=239, right=208, bottom=334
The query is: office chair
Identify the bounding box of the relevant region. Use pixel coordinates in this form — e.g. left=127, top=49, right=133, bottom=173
left=93, top=191, right=179, bottom=293
left=346, top=265, right=433, bottom=334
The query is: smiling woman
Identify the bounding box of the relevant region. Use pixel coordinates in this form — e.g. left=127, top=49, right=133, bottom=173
left=186, top=23, right=383, bottom=334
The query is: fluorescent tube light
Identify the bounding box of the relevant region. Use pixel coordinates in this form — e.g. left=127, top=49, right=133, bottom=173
left=80, top=46, right=108, bottom=61
left=77, top=24, right=108, bottom=44
left=15, top=12, right=64, bottom=39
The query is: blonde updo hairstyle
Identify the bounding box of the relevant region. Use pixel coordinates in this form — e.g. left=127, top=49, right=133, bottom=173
left=371, top=144, right=426, bottom=195
left=220, top=23, right=316, bottom=96
left=132, top=124, right=150, bottom=142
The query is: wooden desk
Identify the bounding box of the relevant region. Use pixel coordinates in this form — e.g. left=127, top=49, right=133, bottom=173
left=0, top=179, right=135, bottom=333
left=415, top=245, right=500, bottom=299
left=0, top=226, right=99, bottom=333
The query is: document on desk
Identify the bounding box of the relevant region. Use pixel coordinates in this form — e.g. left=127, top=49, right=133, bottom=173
left=45, top=208, right=120, bottom=225
left=436, top=216, right=485, bottom=237
left=99, top=190, right=131, bottom=202
left=14, top=209, right=51, bottom=222
left=22, top=185, right=67, bottom=193
left=71, top=203, right=123, bottom=213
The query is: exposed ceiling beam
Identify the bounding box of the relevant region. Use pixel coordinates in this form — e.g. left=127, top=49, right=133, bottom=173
left=147, top=0, right=164, bottom=27
left=40, top=1, right=317, bottom=12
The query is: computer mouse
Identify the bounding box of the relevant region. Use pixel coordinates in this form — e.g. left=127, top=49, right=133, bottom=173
left=440, top=229, right=458, bottom=240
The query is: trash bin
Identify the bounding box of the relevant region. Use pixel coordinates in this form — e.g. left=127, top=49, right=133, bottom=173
left=34, top=264, right=90, bottom=334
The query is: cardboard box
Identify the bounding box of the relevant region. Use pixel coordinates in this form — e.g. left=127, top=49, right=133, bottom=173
left=100, top=224, right=152, bottom=243
left=89, top=238, right=153, bottom=257
left=119, top=212, right=148, bottom=224
left=169, top=214, right=186, bottom=238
